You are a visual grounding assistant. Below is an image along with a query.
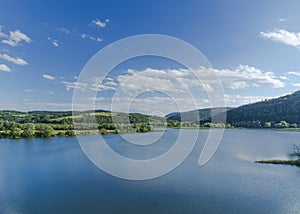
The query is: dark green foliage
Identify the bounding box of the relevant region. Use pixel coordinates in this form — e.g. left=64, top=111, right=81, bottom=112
left=256, top=145, right=300, bottom=167
left=293, top=145, right=300, bottom=157
left=168, top=91, right=300, bottom=128
left=167, top=107, right=231, bottom=122
left=35, top=124, right=54, bottom=138
left=65, top=130, right=76, bottom=136
left=225, top=91, right=300, bottom=126
left=255, top=159, right=300, bottom=167
left=0, top=109, right=161, bottom=138
left=9, top=127, right=22, bottom=139
left=21, top=123, right=35, bottom=138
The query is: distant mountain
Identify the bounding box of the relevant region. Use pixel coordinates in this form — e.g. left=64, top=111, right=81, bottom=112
left=224, top=91, right=300, bottom=125
left=166, top=107, right=231, bottom=122
left=167, top=91, right=300, bottom=127
left=165, top=112, right=179, bottom=119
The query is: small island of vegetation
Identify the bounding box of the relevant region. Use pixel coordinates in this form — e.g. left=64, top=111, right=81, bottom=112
left=255, top=145, right=300, bottom=167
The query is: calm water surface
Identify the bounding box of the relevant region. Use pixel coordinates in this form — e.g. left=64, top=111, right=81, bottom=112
left=0, top=129, right=299, bottom=213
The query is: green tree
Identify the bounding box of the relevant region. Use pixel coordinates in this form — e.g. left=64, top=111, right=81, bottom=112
left=275, top=120, right=289, bottom=128
left=264, top=122, right=271, bottom=128
left=21, top=123, right=35, bottom=138
left=99, top=128, right=108, bottom=134
left=9, top=127, right=22, bottom=139
left=65, top=130, right=75, bottom=136
left=35, top=124, right=54, bottom=138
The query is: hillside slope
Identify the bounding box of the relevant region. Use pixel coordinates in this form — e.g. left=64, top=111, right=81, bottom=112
left=167, top=107, right=231, bottom=122
left=225, top=91, right=300, bottom=125
left=166, top=91, right=300, bottom=126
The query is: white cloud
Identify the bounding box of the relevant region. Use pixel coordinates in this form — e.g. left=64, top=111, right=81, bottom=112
left=24, top=89, right=32, bottom=92
left=58, top=27, right=70, bottom=34
left=213, top=65, right=284, bottom=89
left=279, top=76, right=288, bottom=80
left=224, top=94, right=274, bottom=106
left=61, top=76, right=118, bottom=92
left=0, top=64, right=11, bottom=72
left=61, top=65, right=285, bottom=114
left=48, top=91, right=55, bottom=95
left=61, top=81, right=88, bottom=91
left=0, top=26, right=7, bottom=38
left=48, top=37, right=59, bottom=47
left=91, top=18, right=107, bottom=28
left=22, top=102, right=76, bottom=111
left=87, top=97, right=106, bottom=102
left=115, top=66, right=284, bottom=93
left=278, top=18, right=287, bottom=22
left=80, top=33, right=102, bottom=42
left=292, top=83, right=300, bottom=87
left=52, top=40, right=59, bottom=47
left=0, top=53, right=28, bottom=65
left=2, top=30, right=31, bottom=47
left=287, top=71, right=300, bottom=76
left=43, top=74, right=56, bottom=80
left=260, top=29, right=300, bottom=47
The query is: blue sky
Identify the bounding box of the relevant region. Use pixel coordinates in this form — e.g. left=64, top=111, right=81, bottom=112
left=1, top=0, right=300, bottom=114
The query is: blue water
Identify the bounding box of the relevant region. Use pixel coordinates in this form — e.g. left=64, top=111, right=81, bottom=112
left=0, top=129, right=299, bottom=213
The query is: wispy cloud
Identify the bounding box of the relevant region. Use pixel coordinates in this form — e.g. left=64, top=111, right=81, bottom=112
left=224, top=94, right=274, bottom=106
left=292, top=83, right=300, bottom=87
left=0, top=26, right=7, bottom=38
left=1, top=29, right=31, bottom=47
left=278, top=18, right=287, bottom=22
left=0, top=64, right=11, bottom=72
left=24, top=89, right=33, bottom=92
left=260, top=29, right=300, bottom=47
left=0, top=53, right=28, bottom=65
left=42, top=74, right=56, bottom=80
left=279, top=76, right=288, bottom=80
left=214, top=65, right=285, bottom=89
left=287, top=71, right=300, bottom=76
left=61, top=81, right=88, bottom=91
left=58, top=27, right=70, bottom=34
left=47, top=37, right=59, bottom=47
left=61, top=76, right=117, bottom=92
left=91, top=18, right=109, bottom=28
left=80, top=33, right=102, bottom=42
left=52, top=40, right=59, bottom=47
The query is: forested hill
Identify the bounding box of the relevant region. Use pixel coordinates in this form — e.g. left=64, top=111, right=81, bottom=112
left=166, top=107, right=231, bottom=122
left=166, top=90, right=300, bottom=128
left=225, top=91, right=300, bottom=126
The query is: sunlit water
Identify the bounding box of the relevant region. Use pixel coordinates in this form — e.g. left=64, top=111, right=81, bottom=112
left=0, top=129, right=299, bottom=213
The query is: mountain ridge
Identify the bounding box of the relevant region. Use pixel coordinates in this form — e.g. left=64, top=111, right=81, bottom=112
left=166, top=91, right=300, bottom=127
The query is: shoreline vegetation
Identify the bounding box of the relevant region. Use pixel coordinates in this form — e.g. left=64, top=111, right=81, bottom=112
left=255, top=145, right=300, bottom=167
left=2, top=90, right=300, bottom=139
left=0, top=110, right=300, bottom=139
left=0, top=110, right=163, bottom=139
left=255, top=159, right=300, bottom=167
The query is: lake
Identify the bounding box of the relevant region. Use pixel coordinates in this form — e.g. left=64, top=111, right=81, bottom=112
left=0, top=129, right=299, bottom=213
